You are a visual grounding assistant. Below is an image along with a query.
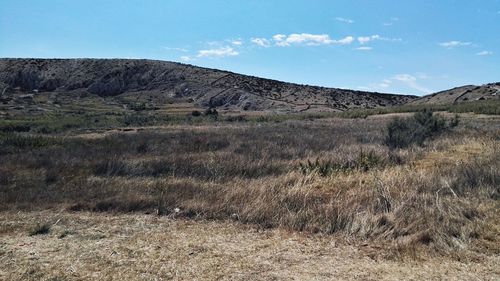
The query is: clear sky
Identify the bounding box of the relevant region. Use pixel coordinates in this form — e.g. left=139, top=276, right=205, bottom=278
left=1, top=0, right=499, bottom=96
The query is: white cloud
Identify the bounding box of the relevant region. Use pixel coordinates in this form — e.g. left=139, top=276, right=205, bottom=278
left=197, top=46, right=239, bottom=58
left=273, top=34, right=288, bottom=46
left=180, top=55, right=194, bottom=62
left=251, top=38, right=271, bottom=47
left=476, top=50, right=493, bottom=56
left=336, top=36, right=354, bottom=45
left=361, top=73, right=431, bottom=95
left=439, top=41, right=472, bottom=48
left=358, top=36, right=371, bottom=44
left=231, top=40, right=243, bottom=46
left=393, top=74, right=416, bottom=82
left=286, top=33, right=335, bottom=45
left=335, top=17, right=354, bottom=24
left=356, top=46, right=373, bottom=51
left=393, top=74, right=433, bottom=94
left=358, top=35, right=402, bottom=44
left=272, top=33, right=354, bottom=46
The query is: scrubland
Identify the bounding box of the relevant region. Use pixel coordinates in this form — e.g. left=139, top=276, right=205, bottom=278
left=0, top=110, right=499, bottom=280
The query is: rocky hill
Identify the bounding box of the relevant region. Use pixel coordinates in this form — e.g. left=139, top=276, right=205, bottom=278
left=410, top=83, right=500, bottom=105
left=0, top=58, right=416, bottom=113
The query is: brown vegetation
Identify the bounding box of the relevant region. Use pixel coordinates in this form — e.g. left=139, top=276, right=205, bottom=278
left=2, top=211, right=499, bottom=280
left=1, top=113, right=498, bottom=257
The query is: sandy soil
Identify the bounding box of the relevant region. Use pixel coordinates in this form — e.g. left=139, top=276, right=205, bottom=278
left=1, top=211, right=498, bottom=280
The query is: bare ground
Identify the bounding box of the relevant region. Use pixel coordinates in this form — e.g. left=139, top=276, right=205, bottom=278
left=1, top=211, right=498, bottom=281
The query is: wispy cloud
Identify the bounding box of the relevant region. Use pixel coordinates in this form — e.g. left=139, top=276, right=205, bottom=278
left=251, top=38, right=271, bottom=47
left=392, top=74, right=432, bottom=94
left=335, top=17, right=354, bottom=24
left=197, top=46, right=239, bottom=58
left=231, top=40, right=243, bottom=46
left=271, top=33, right=354, bottom=47
left=360, top=74, right=432, bottom=95
left=358, top=35, right=402, bottom=44
left=355, top=46, right=373, bottom=51
left=439, top=41, right=472, bottom=49
left=180, top=55, right=194, bottom=62
left=476, top=50, right=493, bottom=56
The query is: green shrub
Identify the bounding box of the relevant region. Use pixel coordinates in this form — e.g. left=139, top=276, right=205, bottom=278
left=129, top=102, right=147, bottom=111
left=300, top=158, right=334, bottom=177
left=386, top=110, right=449, bottom=149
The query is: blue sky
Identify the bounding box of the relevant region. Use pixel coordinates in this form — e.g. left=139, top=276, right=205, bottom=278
left=1, top=0, right=499, bottom=96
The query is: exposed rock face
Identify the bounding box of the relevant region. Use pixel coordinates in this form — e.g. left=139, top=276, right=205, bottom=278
left=0, top=58, right=417, bottom=112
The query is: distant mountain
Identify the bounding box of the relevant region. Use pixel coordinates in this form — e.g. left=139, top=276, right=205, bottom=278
left=0, top=58, right=416, bottom=113
left=410, top=83, right=500, bottom=105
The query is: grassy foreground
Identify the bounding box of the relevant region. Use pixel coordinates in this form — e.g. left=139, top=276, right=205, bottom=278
left=0, top=109, right=499, bottom=280
left=1, top=111, right=499, bottom=250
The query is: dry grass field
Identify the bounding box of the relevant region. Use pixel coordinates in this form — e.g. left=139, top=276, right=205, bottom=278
left=1, top=211, right=499, bottom=280
left=1, top=111, right=499, bottom=280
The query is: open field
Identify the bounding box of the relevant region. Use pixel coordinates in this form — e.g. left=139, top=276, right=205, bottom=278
left=1, top=110, right=499, bottom=280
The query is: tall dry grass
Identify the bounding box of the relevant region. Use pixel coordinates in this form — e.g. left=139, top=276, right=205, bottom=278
left=0, top=115, right=498, bottom=254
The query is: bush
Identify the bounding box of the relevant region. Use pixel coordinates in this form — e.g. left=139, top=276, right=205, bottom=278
left=450, top=114, right=460, bottom=127
left=204, top=108, right=218, bottom=120
left=121, top=114, right=156, bottom=126
left=29, top=223, right=51, bottom=236
left=225, top=115, right=247, bottom=122
left=0, top=124, right=31, bottom=133
left=386, top=110, right=449, bottom=149
left=204, top=108, right=218, bottom=116
left=129, top=102, right=147, bottom=111
left=191, top=110, right=202, bottom=117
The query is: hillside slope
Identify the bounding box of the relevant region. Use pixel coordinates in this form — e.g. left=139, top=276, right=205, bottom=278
left=410, top=83, right=500, bottom=105
left=0, top=58, right=416, bottom=113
